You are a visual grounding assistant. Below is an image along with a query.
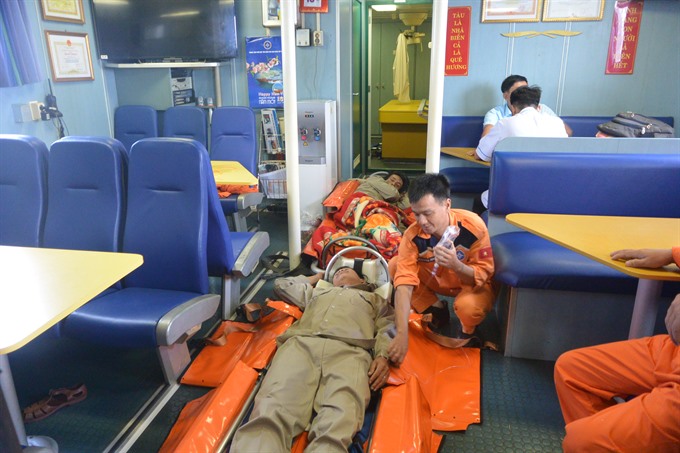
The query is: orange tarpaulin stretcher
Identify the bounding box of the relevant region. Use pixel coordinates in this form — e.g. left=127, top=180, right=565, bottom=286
left=164, top=308, right=481, bottom=452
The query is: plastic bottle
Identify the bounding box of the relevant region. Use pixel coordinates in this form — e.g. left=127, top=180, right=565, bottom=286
left=431, top=225, right=460, bottom=276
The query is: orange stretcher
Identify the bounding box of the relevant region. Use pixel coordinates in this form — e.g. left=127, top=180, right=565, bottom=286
left=162, top=307, right=481, bottom=452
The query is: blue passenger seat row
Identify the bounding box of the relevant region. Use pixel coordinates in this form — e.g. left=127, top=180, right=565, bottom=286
left=115, top=104, right=264, bottom=231
left=0, top=134, right=270, bottom=383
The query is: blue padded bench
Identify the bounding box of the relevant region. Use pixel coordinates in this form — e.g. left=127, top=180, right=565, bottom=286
left=488, top=150, right=680, bottom=360
left=438, top=115, right=675, bottom=210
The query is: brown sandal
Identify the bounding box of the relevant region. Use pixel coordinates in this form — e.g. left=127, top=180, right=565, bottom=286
left=22, top=383, right=88, bottom=423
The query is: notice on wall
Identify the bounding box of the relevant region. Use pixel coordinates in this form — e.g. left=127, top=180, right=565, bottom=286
left=445, top=6, right=471, bottom=76
left=605, top=0, right=644, bottom=75
left=246, top=36, right=284, bottom=108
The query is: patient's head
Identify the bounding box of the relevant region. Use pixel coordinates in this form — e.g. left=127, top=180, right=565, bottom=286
left=332, top=266, right=365, bottom=287
left=385, top=171, right=410, bottom=194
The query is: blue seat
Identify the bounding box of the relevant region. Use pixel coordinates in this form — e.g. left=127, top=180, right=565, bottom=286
left=439, top=166, right=490, bottom=194
left=63, top=138, right=220, bottom=383
left=210, top=106, right=263, bottom=232
left=204, top=140, right=270, bottom=319
left=114, top=105, right=158, bottom=152
left=0, top=134, right=48, bottom=247
left=44, top=136, right=128, bottom=254
left=163, top=106, right=208, bottom=148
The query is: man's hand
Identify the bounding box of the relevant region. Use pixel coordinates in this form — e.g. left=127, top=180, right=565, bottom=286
left=368, top=356, right=391, bottom=391
left=433, top=243, right=462, bottom=272
left=665, top=294, right=680, bottom=345
left=387, top=331, right=408, bottom=366
left=610, top=249, right=673, bottom=269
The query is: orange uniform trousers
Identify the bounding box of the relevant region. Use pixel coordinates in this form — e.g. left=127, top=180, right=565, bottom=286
left=388, top=258, right=496, bottom=330
left=554, top=335, right=680, bottom=452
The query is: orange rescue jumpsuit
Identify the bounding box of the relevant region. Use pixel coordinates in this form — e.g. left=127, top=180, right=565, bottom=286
left=554, top=247, right=680, bottom=453
left=391, top=209, right=495, bottom=331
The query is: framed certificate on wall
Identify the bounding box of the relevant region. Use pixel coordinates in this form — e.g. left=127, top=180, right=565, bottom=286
left=543, top=0, right=605, bottom=22
left=40, top=0, right=85, bottom=24
left=482, top=0, right=543, bottom=23
left=45, top=31, right=94, bottom=82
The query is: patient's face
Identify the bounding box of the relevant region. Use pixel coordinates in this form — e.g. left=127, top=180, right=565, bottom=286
left=386, top=174, right=404, bottom=191
left=332, top=267, right=364, bottom=287
left=411, top=194, right=451, bottom=238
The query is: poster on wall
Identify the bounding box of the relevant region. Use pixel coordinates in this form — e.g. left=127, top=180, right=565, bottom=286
left=246, top=36, right=283, bottom=109
left=445, top=6, right=471, bottom=76
left=605, top=0, right=644, bottom=74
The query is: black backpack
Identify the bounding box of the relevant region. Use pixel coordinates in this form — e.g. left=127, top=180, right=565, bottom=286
left=597, top=112, right=674, bottom=138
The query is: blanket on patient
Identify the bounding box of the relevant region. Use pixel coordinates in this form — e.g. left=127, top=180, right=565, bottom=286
left=309, top=192, right=414, bottom=263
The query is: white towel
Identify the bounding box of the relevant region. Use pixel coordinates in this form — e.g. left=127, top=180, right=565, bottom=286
left=393, top=33, right=410, bottom=102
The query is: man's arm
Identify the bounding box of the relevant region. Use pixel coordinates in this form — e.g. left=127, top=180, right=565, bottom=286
left=475, top=120, right=505, bottom=162
left=388, top=285, right=413, bottom=366
left=273, top=274, right=322, bottom=310
left=481, top=123, right=494, bottom=138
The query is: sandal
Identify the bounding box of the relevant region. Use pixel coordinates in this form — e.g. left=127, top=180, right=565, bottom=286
left=22, top=383, right=88, bottom=423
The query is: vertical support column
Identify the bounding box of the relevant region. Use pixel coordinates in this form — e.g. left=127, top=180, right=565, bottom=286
left=282, top=0, right=302, bottom=269
left=425, top=0, right=448, bottom=173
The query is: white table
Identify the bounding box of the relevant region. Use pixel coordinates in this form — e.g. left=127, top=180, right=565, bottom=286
left=0, top=246, right=142, bottom=451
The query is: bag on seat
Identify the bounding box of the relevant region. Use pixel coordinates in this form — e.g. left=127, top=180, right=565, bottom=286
left=597, top=112, right=674, bottom=138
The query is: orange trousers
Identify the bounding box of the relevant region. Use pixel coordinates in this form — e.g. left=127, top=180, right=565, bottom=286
left=388, top=258, right=496, bottom=331
left=554, top=335, right=680, bottom=453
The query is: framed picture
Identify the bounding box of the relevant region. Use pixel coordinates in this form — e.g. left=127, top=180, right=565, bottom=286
left=262, top=0, right=281, bottom=27
left=481, top=0, right=543, bottom=23
left=40, top=0, right=85, bottom=24
left=299, top=0, right=328, bottom=14
left=543, top=0, right=605, bottom=22
left=45, top=31, right=94, bottom=82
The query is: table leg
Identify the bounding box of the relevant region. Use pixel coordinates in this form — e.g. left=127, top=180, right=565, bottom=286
left=1, top=355, right=59, bottom=452
left=628, top=279, right=662, bottom=339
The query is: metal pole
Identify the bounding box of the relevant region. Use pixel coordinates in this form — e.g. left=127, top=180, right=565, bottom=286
left=281, top=0, right=302, bottom=268
left=425, top=0, right=448, bottom=173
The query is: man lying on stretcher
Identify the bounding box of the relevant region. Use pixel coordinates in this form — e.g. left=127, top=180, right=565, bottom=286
left=353, top=171, right=410, bottom=210
left=230, top=267, right=395, bottom=452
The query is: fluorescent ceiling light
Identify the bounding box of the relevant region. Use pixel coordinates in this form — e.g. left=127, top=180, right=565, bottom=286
left=372, top=5, right=397, bottom=12
left=394, top=0, right=406, bottom=3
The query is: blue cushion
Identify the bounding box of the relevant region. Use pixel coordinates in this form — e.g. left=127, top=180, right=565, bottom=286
left=489, top=152, right=680, bottom=218
left=440, top=167, right=490, bottom=193
left=440, top=116, right=484, bottom=147
left=491, top=232, right=639, bottom=294
left=64, top=288, right=203, bottom=348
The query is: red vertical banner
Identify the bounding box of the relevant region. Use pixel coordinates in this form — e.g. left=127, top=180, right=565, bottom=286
left=605, top=0, right=644, bottom=75
left=445, top=6, right=471, bottom=76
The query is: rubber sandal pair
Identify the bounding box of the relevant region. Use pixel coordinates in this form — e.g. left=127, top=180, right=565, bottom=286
left=22, top=383, right=88, bottom=423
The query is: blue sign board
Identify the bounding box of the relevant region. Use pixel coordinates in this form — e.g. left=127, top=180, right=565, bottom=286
left=246, top=36, right=283, bottom=109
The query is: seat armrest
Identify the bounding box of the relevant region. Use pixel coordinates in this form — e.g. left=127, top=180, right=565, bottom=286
left=233, top=231, right=270, bottom=277
left=237, top=192, right=264, bottom=210
left=156, top=294, right=220, bottom=345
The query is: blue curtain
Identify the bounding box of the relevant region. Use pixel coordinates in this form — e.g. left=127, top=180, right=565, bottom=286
left=0, top=0, right=44, bottom=87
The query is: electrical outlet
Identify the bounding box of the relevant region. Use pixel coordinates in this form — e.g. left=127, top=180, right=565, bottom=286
left=313, top=30, right=323, bottom=47
left=29, top=101, right=42, bottom=121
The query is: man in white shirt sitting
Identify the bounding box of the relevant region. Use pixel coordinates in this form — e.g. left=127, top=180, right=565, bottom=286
left=473, top=85, right=568, bottom=213
left=482, top=75, right=572, bottom=138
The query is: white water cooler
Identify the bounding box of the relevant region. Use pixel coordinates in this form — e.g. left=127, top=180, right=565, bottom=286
left=297, top=100, right=337, bottom=229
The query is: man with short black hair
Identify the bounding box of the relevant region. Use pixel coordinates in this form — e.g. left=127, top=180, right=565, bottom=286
left=473, top=85, right=568, bottom=213
left=482, top=74, right=571, bottom=137
left=387, top=173, right=496, bottom=364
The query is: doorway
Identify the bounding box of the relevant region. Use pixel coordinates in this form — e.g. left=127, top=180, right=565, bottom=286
left=365, top=2, right=432, bottom=173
